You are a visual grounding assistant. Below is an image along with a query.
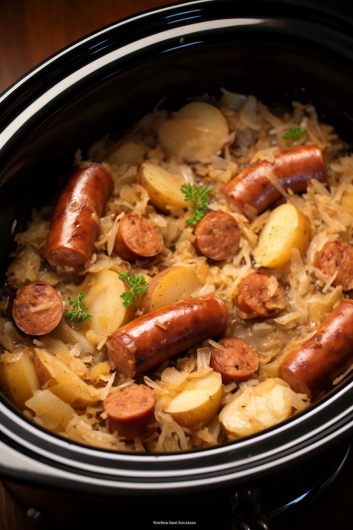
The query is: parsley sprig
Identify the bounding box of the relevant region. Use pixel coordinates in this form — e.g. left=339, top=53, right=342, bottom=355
left=119, top=272, right=148, bottom=309
left=180, top=183, right=212, bottom=225
left=65, top=291, right=92, bottom=323
left=282, top=127, right=306, bottom=141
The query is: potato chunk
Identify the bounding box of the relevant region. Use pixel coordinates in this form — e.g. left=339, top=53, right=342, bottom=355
left=0, top=350, right=40, bottom=409
left=79, top=270, right=135, bottom=345
left=158, top=102, right=229, bottom=163
left=140, top=267, right=201, bottom=312
left=34, top=348, right=100, bottom=409
left=253, top=203, right=310, bottom=268
left=162, top=371, right=223, bottom=428
left=219, top=378, right=293, bottom=438
left=107, top=141, right=145, bottom=167
left=139, top=162, right=188, bottom=213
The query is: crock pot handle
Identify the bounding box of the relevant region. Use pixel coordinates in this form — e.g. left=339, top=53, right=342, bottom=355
left=231, top=488, right=269, bottom=530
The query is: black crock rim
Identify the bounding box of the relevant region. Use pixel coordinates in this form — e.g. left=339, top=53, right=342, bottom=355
left=1, top=0, right=353, bottom=492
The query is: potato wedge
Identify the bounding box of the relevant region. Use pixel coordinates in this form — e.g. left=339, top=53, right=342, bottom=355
left=253, top=203, right=310, bottom=268
left=0, top=350, right=40, bottom=409
left=162, top=371, right=223, bottom=428
left=79, top=270, right=135, bottom=345
left=139, top=162, right=188, bottom=213
left=219, top=378, right=293, bottom=438
left=107, top=141, right=145, bottom=167
left=140, top=267, right=201, bottom=312
left=158, top=102, right=229, bottom=163
left=34, top=348, right=100, bottom=409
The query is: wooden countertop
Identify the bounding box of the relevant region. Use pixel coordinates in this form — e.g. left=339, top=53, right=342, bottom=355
left=1, top=1, right=353, bottom=528
left=0, top=0, right=176, bottom=94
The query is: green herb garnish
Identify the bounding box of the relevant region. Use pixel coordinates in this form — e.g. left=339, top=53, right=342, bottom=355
left=119, top=272, right=148, bottom=309
left=65, top=291, right=92, bottom=323
left=282, top=127, right=307, bottom=141
left=180, top=183, right=212, bottom=225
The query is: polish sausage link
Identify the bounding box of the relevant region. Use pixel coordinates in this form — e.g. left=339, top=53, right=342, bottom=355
left=107, top=295, right=230, bottom=378
left=114, top=213, right=164, bottom=261
left=194, top=211, right=241, bottom=261
left=235, top=272, right=286, bottom=319
left=279, top=300, right=353, bottom=400
left=12, top=282, right=63, bottom=336
left=314, top=239, right=353, bottom=291
left=47, top=163, right=113, bottom=270
left=222, top=145, right=328, bottom=218
left=104, top=385, right=156, bottom=439
left=210, top=337, right=258, bottom=384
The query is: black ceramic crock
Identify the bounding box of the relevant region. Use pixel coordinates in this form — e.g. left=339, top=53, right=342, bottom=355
left=1, top=0, right=353, bottom=525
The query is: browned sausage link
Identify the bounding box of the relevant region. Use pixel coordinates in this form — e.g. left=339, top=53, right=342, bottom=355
left=107, top=295, right=230, bottom=378
left=222, top=145, right=328, bottom=218
left=114, top=213, right=164, bottom=261
left=314, top=240, right=353, bottom=291
left=104, top=385, right=156, bottom=439
left=46, top=163, right=114, bottom=270
left=235, top=272, right=286, bottom=319
left=279, top=300, right=353, bottom=400
left=12, top=282, right=63, bottom=336
left=210, top=337, right=258, bottom=384
left=194, top=211, right=241, bottom=261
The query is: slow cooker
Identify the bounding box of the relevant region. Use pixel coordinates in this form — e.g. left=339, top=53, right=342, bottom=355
left=1, top=0, right=353, bottom=527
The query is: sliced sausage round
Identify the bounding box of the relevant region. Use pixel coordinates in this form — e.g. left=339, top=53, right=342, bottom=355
left=222, top=145, right=328, bottom=219
left=12, top=282, right=63, bottom=336
left=107, top=295, right=230, bottom=378
left=194, top=211, right=241, bottom=261
left=210, top=337, right=259, bottom=384
left=314, top=239, right=353, bottom=291
left=104, top=385, right=156, bottom=439
left=235, top=272, right=286, bottom=319
left=113, top=213, right=164, bottom=261
left=279, top=300, right=353, bottom=400
left=47, top=163, right=113, bottom=271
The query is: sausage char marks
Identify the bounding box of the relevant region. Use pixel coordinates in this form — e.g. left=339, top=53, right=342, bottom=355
left=314, top=239, right=353, bottom=291
left=106, top=295, right=230, bottom=378
left=46, top=163, right=113, bottom=271
left=104, top=384, right=156, bottom=439
left=222, top=145, right=328, bottom=218
left=194, top=211, right=241, bottom=261
left=12, top=282, right=63, bottom=336
left=234, top=272, right=286, bottom=319
left=279, top=300, right=353, bottom=400
left=210, top=337, right=259, bottom=384
left=113, top=213, right=164, bottom=261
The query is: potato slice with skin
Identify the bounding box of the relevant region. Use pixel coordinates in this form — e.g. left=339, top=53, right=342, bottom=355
left=34, top=348, right=100, bottom=409
left=78, top=270, right=135, bottom=345
left=219, top=378, right=293, bottom=438
left=162, top=371, right=223, bottom=428
left=158, top=102, right=229, bottom=163
left=139, top=162, right=189, bottom=213
left=140, top=267, right=201, bottom=312
left=0, top=350, right=40, bottom=409
left=107, top=141, right=145, bottom=167
left=253, top=203, right=310, bottom=268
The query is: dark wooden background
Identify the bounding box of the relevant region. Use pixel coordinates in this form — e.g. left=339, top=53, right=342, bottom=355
left=1, top=0, right=353, bottom=528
